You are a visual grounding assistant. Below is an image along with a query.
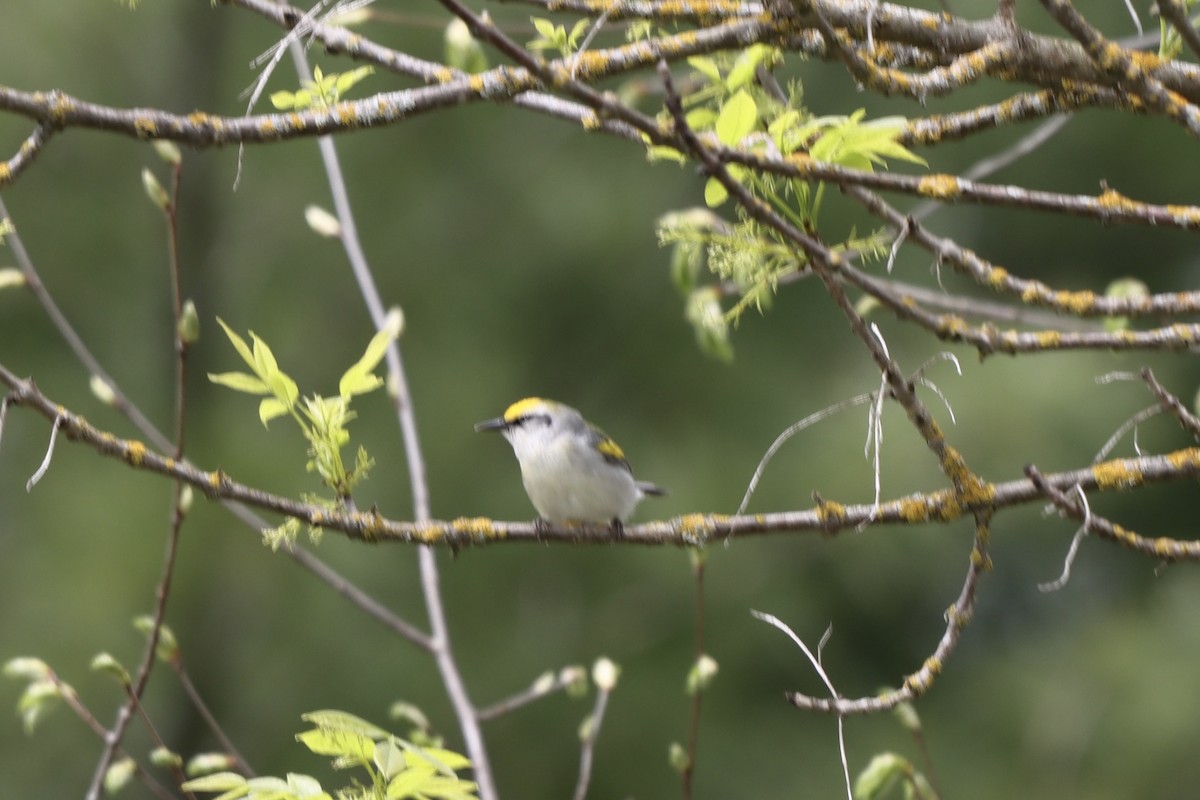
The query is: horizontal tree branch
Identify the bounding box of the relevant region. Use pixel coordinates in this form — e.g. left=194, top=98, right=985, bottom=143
left=4, top=361, right=1199, bottom=557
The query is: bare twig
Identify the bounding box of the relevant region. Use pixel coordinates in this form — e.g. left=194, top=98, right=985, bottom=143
left=477, top=666, right=585, bottom=722
left=25, top=413, right=62, bottom=491
left=1037, top=484, right=1092, bottom=592
left=84, top=147, right=195, bottom=800
left=752, top=612, right=851, bottom=800
left=572, top=663, right=616, bottom=800
left=681, top=555, right=705, bottom=800
left=285, top=37, right=496, bottom=800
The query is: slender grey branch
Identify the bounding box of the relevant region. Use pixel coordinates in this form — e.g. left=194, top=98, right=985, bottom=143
left=285, top=37, right=496, bottom=800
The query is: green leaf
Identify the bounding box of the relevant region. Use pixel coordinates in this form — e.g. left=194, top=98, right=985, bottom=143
left=668, top=741, right=690, bottom=773
left=150, top=747, right=184, bottom=769
left=186, top=753, right=237, bottom=777
left=259, top=397, right=290, bottom=427
left=0, top=267, right=26, bottom=290
left=386, top=762, right=437, bottom=799
left=296, top=728, right=375, bottom=762
left=1161, top=17, right=1183, bottom=59
left=407, top=747, right=472, bottom=773
left=4, top=657, right=51, bottom=681
left=704, top=177, right=728, bottom=207
left=250, top=332, right=277, bottom=375
left=715, top=90, right=757, bottom=146
left=245, top=776, right=293, bottom=794
left=339, top=369, right=383, bottom=399
left=854, top=752, right=908, bottom=800
left=568, top=18, right=590, bottom=48
left=290, top=89, right=316, bottom=110
left=216, top=318, right=257, bottom=372
left=104, top=758, right=137, bottom=795
left=374, top=739, right=408, bottom=779
left=405, top=776, right=478, bottom=799
left=269, top=91, right=297, bottom=110
left=133, top=615, right=180, bottom=664
left=286, top=773, right=329, bottom=798
left=334, top=66, right=373, bottom=96
left=726, top=44, right=770, bottom=91
left=90, top=652, right=131, bottom=686
left=684, top=107, right=718, bottom=130
left=532, top=17, right=558, bottom=40
left=180, top=772, right=248, bottom=793
left=646, top=145, right=686, bottom=164
left=767, top=109, right=801, bottom=150
left=686, top=286, right=733, bottom=361
left=687, top=56, right=722, bottom=85
left=339, top=315, right=401, bottom=398
left=208, top=371, right=270, bottom=395
left=303, top=709, right=392, bottom=739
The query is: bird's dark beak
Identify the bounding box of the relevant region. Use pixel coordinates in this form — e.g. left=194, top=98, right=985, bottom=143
left=474, top=417, right=508, bottom=433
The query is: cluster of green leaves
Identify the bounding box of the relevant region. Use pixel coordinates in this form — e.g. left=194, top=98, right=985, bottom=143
left=527, top=16, right=590, bottom=59
left=4, top=619, right=246, bottom=795
left=208, top=313, right=401, bottom=546
left=183, top=710, right=477, bottom=800
left=4, top=657, right=69, bottom=735
left=6, top=619, right=474, bottom=798
left=649, top=45, right=923, bottom=360
left=271, top=66, right=374, bottom=111
left=1159, top=0, right=1200, bottom=58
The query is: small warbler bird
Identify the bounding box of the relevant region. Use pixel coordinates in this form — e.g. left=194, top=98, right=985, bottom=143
left=475, top=397, right=666, bottom=525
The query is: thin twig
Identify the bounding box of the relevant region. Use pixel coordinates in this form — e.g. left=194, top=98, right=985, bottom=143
left=477, top=667, right=584, bottom=722
left=1038, top=484, right=1091, bottom=592
left=752, top=612, right=851, bottom=800
left=25, top=413, right=61, bottom=491
left=84, top=149, right=196, bottom=800
left=572, top=684, right=613, bottom=800
left=285, top=36, right=495, bottom=800
left=681, top=556, right=705, bottom=800
left=174, top=662, right=254, bottom=774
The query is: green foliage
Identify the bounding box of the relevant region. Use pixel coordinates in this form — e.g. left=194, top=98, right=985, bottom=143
left=1159, top=0, right=1200, bottom=59
left=141, top=167, right=170, bottom=211
left=150, top=746, right=184, bottom=769
left=684, top=653, right=719, bottom=695
left=854, top=752, right=937, bottom=800
left=179, top=300, right=200, bottom=345
left=89, top=652, right=131, bottom=687
left=133, top=615, right=180, bottom=665
left=104, top=757, right=137, bottom=795
left=3, top=657, right=67, bottom=735
left=182, top=710, right=478, bottom=800
left=0, top=268, right=27, bottom=290
left=527, top=16, right=590, bottom=58
left=187, top=753, right=239, bottom=776
left=667, top=741, right=689, bottom=773
left=270, top=66, right=375, bottom=111
left=650, top=45, right=923, bottom=360
left=208, top=313, right=400, bottom=507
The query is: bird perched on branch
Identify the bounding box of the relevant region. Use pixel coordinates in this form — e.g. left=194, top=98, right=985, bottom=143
left=475, top=397, right=666, bottom=527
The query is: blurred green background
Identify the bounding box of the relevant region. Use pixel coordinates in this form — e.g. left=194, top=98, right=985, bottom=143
left=3, top=2, right=1200, bottom=798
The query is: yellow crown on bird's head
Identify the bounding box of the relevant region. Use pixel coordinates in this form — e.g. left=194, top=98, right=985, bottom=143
left=502, top=396, right=555, bottom=423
